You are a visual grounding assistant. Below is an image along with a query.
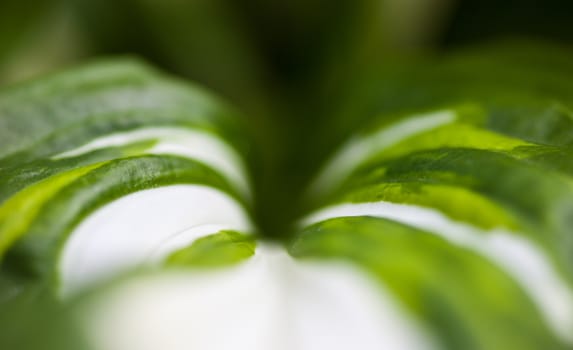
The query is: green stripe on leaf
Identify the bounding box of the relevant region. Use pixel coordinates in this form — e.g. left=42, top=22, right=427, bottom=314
left=165, top=231, right=255, bottom=268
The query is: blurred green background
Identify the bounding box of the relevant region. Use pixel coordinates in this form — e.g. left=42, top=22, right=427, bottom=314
left=1, top=0, right=573, bottom=238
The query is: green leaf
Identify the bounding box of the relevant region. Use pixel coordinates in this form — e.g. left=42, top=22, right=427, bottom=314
left=165, top=231, right=256, bottom=268
left=291, top=216, right=566, bottom=349
left=0, top=60, right=254, bottom=296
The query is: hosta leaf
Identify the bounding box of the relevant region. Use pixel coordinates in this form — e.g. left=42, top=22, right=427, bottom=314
left=3, top=43, right=573, bottom=350
left=0, top=60, right=255, bottom=298
left=345, top=41, right=573, bottom=149
left=291, top=216, right=567, bottom=349
left=0, top=58, right=248, bottom=165
left=348, top=148, right=573, bottom=262
left=2, top=156, right=244, bottom=282
left=301, top=44, right=573, bottom=346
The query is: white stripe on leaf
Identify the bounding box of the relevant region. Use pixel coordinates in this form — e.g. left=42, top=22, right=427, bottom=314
left=309, top=110, right=456, bottom=197
left=82, top=244, right=437, bottom=350
left=59, top=185, right=253, bottom=297
left=52, top=127, right=250, bottom=198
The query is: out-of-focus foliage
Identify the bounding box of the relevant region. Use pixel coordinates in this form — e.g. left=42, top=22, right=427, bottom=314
left=0, top=0, right=85, bottom=85
left=1, top=0, right=573, bottom=238
left=0, top=294, right=88, bottom=350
